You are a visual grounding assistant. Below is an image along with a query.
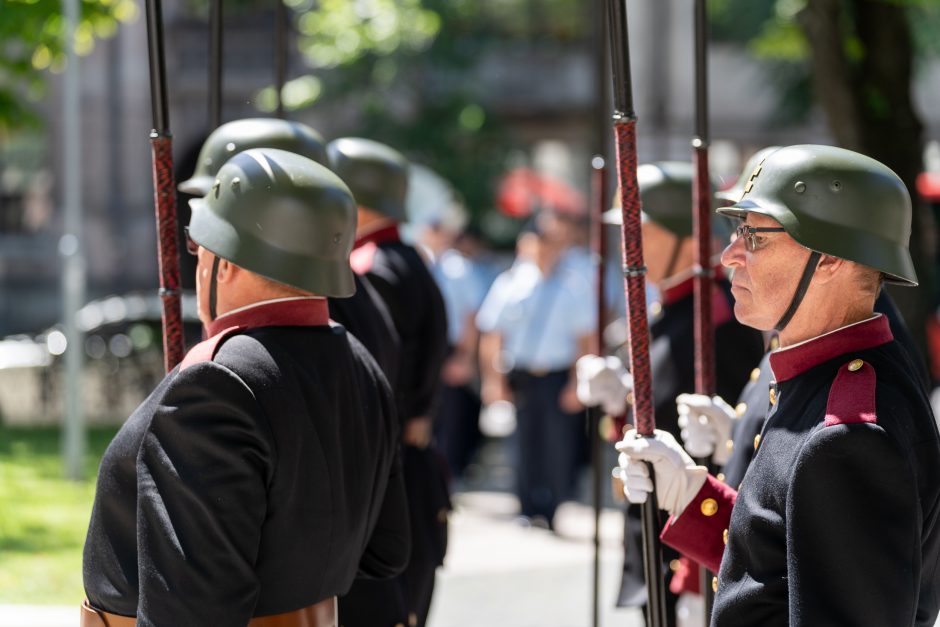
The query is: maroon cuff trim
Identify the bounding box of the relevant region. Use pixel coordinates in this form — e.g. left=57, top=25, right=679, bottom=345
left=824, top=359, right=877, bottom=426
left=769, top=315, right=892, bottom=382
left=660, top=475, right=736, bottom=573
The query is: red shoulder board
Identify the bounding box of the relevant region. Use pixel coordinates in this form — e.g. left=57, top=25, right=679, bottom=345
left=824, top=358, right=877, bottom=426
left=350, top=241, right=378, bottom=275
left=179, top=326, right=244, bottom=371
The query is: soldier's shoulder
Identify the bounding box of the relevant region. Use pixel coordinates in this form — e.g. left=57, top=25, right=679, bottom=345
left=823, top=357, right=878, bottom=427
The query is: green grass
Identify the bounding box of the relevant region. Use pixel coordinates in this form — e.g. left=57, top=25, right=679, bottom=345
left=0, top=426, right=117, bottom=604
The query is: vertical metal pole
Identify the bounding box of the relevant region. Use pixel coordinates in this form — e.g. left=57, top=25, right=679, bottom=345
left=209, top=0, right=223, bottom=129
left=606, top=1, right=667, bottom=625
left=146, top=0, right=185, bottom=371
left=691, top=0, right=716, bottom=617
left=62, top=0, right=86, bottom=481
left=274, top=0, right=287, bottom=119
left=589, top=1, right=611, bottom=624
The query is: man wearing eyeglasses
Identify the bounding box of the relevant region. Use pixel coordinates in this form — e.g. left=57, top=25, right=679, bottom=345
left=615, top=144, right=940, bottom=626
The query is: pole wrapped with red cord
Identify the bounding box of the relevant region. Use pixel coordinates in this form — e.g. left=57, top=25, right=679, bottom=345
left=146, top=0, right=184, bottom=372
left=606, top=0, right=668, bottom=624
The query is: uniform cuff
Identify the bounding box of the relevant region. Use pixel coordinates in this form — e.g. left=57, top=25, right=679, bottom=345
left=660, top=475, right=736, bottom=573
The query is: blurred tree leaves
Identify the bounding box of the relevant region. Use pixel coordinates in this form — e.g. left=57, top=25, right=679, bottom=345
left=274, top=0, right=590, bottom=227
left=0, top=0, right=138, bottom=134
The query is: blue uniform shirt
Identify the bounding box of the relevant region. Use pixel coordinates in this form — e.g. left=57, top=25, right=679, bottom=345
left=476, top=257, right=596, bottom=372
left=429, top=249, right=491, bottom=345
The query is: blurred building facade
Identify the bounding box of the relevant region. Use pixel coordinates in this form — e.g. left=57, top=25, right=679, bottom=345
left=1, top=0, right=939, bottom=336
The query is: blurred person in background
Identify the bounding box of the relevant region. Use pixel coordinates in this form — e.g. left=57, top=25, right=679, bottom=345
left=477, top=212, right=596, bottom=530
left=329, top=138, right=450, bottom=627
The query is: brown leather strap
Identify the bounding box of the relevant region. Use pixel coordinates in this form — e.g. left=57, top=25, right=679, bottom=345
left=81, top=597, right=337, bottom=627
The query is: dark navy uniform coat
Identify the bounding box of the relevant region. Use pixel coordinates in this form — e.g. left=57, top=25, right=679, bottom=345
left=662, top=315, right=940, bottom=626
left=342, top=224, right=450, bottom=627
left=329, top=272, right=401, bottom=389
left=83, top=299, right=409, bottom=626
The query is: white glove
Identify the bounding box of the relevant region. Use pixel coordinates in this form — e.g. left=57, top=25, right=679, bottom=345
left=613, top=428, right=707, bottom=515
left=676, top=393, right=737, bottom=466
left=576, top=354, right=634, bottom=415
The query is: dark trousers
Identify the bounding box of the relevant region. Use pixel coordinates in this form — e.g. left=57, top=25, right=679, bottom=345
left=433, top=383, right=483, bottom=480
left=508, top=369, right=585, bottom=523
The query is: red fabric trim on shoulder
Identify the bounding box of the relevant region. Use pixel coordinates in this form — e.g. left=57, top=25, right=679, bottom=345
left=179, top=326, right=243, bottom=371
left=350, top=241, right=378, bottom=275
left=824, top=360, right=877, bottom=426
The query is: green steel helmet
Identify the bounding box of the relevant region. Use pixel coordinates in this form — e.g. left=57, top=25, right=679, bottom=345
left=603, top=161, right=731, bottom=239
left=716, top=146, right=781, bottom=204
left=179, top=118, right=329, bottom=196
left=187, top=148, right=357, bottom=297
left=718, top=144, right=917, bottom=286
left=326, top=137, right=409, bottom=222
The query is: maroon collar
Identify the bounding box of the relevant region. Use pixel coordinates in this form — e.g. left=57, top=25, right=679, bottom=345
left=354, top=223, right=401, bottom=249
left=206, top=298, right=330, bottom=338
left=769, top=314, right=893, bottom=382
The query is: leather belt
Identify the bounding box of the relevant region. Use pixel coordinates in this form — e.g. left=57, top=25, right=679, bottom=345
left=80, top=597, right=337, bottom=627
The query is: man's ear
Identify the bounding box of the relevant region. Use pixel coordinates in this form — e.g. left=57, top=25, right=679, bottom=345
left=215, top=258, right=239, bottom=284
left=812, top=254, right=846, bottom=285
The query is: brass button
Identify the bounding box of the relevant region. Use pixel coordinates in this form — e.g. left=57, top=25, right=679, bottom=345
left=723, top=528, right=729, bottom=545
left=408, top=612, right=418, bottom=627
left=848, top=359, right=864, bottom=372
left=753, top=433, right=761, bottom=450
left=770, top=336, right=779, bottom=350
left=716, top=472, right=726, bottom=483
left=701, top=498, right=718, bottom=517
left=749, top=367, right=760, bottom=382
left=768, top=387, right=777, bottom=405
left=725, top=439, right=734, bottom=454
left=669, top=559, right=681, bottom=572
left=711, top=576, right=718, bottom=593
left=394, top=624, right=405, bottom=627
left=437, top=507, right=448, bottom=524
left=735, top=402, right=747, bottom=416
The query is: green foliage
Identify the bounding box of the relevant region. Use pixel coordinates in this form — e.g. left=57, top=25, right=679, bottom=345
left=0, top=426, right=117, bottom=603
left=273, top=0, right=589, bottom=225
left=0, top=0, right=137, bottom=134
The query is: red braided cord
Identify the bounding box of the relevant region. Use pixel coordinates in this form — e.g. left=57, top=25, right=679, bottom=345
left=614, top=118, right=655, bottom=436
left=692, top=145, right=715, bottom=395
left=150, top=133, right=185, bottom=372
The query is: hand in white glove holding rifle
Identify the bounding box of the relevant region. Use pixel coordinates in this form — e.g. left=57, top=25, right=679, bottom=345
left=676, top=393, right=737, bottom=466
left=614, top=429, right=708, bottom=516
left=575, top=354, right=634, bottom=416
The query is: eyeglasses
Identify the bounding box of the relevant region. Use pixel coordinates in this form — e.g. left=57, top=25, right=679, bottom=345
left=183, top=227, right=199, bottom=256
left=734, top=224, right=785, bottom=252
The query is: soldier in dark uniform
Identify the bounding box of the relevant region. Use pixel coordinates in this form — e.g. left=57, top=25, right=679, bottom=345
left=178, top=118, right=401, bottom=386
left=328, top=138, right=450, bottom=627
left=617, top=144, right=940, bottom=626
left=82, top=149, right=409, bottom=626
left=670, top=149, right=932, bottom=615
left=582, top=162, right=765, bottom=620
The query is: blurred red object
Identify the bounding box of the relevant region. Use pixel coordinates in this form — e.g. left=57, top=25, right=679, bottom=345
left=496, top=168, right=586, bottom=218
left=917, top=172, right=940, bottom=203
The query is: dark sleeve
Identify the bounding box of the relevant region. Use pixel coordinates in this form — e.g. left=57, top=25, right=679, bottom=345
left=358, top=444, right=411, bottom=578
left=409, top=274, right=448, bottom=420
left=786, top=424, right=920, bottom=626
left=135, top=362, right=274, bottom=627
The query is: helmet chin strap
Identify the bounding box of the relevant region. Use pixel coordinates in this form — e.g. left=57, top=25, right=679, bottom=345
left=208, top=255, right=221, bottom=322
left=662, top=239, right=683, bottom=282
left=774, top=251, right=822, bottom=332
